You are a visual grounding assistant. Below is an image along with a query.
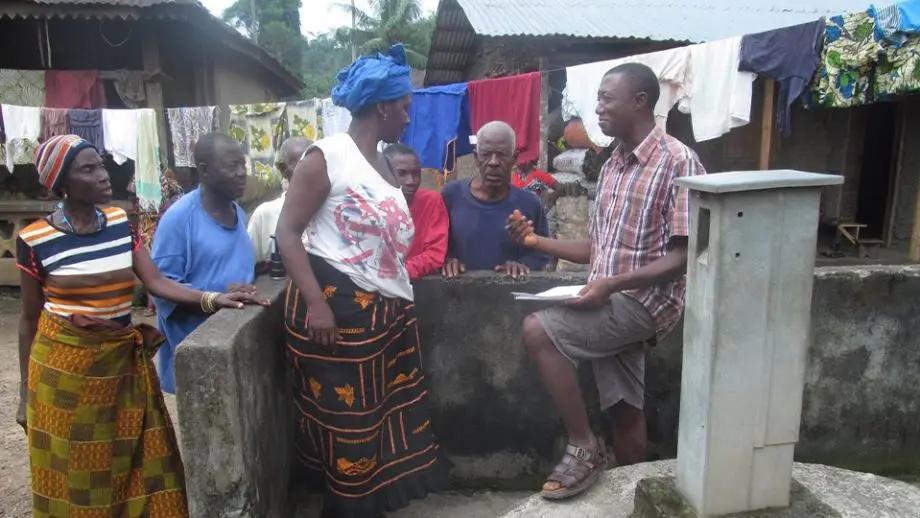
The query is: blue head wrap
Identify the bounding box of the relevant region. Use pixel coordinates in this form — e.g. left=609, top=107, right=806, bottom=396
left=331, top=43, right=413, bottom=114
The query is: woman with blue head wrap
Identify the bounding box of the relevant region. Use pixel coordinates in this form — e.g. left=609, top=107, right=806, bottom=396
left=276, top=44, right=450, bottom=518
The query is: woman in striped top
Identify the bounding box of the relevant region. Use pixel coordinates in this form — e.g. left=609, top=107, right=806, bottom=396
left=15, top=135, right=267, bottom=518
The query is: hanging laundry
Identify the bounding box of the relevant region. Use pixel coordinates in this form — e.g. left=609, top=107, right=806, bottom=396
left=400, top=83, right=473, bottom=171
left=167, top=106, right=218, bottom=167
left=112, top=69, right=146, bottom=108
left=563, top=47, right=691, bottom=148
left=870, top=0, right=920, bottom=47
left=44, top=70, right=106, bottom=109
left=321, top=98, right=352, bottom=137
left=102, top=109, right=139, bottom=165
left=811, top=12, right=880, bottom=108
left=679, top=37, right=755, bottom=142
left=228, top=103, right=286, bottom=179
left=876, top=31, right=920, bottom=98
left=1, top=105, right=41, bottom=172
left=68, top=109, right=104, bottom=152
left=740, top=21, right=825, bottom=137
left=286, top=99, right=323, bottom=141
left=135, top=108, right=163, bottom=212
left=469, top=72, right=541, bottom=164
left=41, top=108, right=70, bottom=141
left=0, top=70, right=45, bottom=107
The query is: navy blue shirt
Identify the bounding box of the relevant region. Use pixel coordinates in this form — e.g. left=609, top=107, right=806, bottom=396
left=441, top=178, right=550, bottom=271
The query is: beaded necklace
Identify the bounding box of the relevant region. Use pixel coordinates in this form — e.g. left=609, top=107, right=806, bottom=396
left=57, top=202, right=105, bottom=234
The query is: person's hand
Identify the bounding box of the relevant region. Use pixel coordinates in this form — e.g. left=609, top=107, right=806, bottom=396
left=442, top=258, right=466, bottom=279
left=227, top=283, right=257, bottom=295
left=16, top=384, right=27, bottom=434
left=507, top=210, right=539, bottom=248
left=215, top=291, right=271, bottom=309
left=564, top=278, right=617, bottom=309
left=306, top=299, right=341, bottom=352
left=495, top=261, right=530, bottom=279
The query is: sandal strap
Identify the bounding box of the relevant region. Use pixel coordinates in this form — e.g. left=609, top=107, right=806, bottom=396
left=545, top=442, right=605, bottom=488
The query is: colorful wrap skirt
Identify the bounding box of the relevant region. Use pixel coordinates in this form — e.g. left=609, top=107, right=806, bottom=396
left=284, top=255, right=449, bottom=518
left=26, top=311, right=188, bottom=518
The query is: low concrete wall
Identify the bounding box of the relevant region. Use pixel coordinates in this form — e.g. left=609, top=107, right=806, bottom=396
left=175, top=266, right=920, bottom=517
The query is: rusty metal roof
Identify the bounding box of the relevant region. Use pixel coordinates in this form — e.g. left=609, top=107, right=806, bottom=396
left=0, top=0, right=303, bottom=93
left=426, top=0, right=871, bottom=85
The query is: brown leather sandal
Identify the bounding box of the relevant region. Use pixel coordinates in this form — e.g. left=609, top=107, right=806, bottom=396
left=541, top=438, right=607, bottom=500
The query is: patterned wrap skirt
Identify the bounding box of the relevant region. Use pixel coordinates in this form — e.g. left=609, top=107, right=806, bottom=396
left=26, top=311, right=189, bottom=518
left=284, top=255, right=449, bottom=518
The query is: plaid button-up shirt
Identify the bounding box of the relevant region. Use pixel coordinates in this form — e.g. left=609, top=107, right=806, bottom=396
left=588, top=126, right=706, bottom=338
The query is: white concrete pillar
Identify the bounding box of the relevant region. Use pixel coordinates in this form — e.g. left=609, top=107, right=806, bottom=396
left=674, top=170, right=844, bottom=516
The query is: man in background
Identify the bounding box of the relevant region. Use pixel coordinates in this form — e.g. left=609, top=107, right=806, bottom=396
left=385, top=143, right=449, bottom=279
left=248, top=136, right=311, bottom=273
left=441, top=121, right=549, bottom=279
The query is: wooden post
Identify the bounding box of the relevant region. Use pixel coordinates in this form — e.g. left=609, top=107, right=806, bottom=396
left=538, top=56, right=550, bottom=171
left=885, top=108, right=907, bottom=247
left=758, top=79, right=775, bottom=170
left=141, top=29, right=168, bottom=159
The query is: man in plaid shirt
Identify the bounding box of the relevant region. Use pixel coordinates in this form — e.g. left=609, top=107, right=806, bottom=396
left=508, top=62, right=706, bottom=500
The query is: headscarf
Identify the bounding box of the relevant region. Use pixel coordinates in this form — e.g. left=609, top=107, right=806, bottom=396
left=34, top=134, right=95, bottom=193
left=331, top=43, right=413, bottom=114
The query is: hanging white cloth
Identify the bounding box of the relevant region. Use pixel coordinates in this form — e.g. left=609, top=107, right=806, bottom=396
left=321, top=98, right=352, bottom=137
left=562, top=46, right=691, bottom=148
left=1, top=105, right=41, bottom=172
left=102, top=109, right=139, bottom=165
left=678, top=37, right=756, bottom=142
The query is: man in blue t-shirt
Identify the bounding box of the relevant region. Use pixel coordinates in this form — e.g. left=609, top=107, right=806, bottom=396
left=151, top=133, right=257, bottom=393
left=441, top=121, right=550, bottom=279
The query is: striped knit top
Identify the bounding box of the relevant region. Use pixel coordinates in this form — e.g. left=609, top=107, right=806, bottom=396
left=16, top=207, right=141, bottom=326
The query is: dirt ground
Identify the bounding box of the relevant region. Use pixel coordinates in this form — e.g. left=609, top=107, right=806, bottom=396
left=0, top=295, right=30, bottom=517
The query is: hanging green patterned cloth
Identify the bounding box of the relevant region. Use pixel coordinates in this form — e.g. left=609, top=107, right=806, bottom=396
left=228, top=103, right=287, bottom=180
left=286, top=99, right=323, bottom=142
left=811, top=11, right=880, bottom=107
left=0, top=69, right=45, bottom=106
left=876, top=32, right=920, bottom=100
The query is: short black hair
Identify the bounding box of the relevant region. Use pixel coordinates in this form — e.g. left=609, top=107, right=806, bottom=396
left=604, top=62, right=661, bottom=110
left=194, top=132, right=239, bottom=166
left=383, top=143, right=418, bottom=159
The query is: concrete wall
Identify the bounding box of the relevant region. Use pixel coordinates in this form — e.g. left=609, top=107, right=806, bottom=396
left=175, top=266, right=920, bottom=517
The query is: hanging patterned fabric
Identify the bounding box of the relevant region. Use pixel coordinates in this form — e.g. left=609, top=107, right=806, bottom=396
left=285, top=99, right=322, bottom=141
left=876, top=31, right=920, bottom=99
left=0, top=70, right=45, bottom=107
left=228, top=103, right=286, bottom=180
left=112, top=69, right=147, bottom=108
left=167, top=106, right=219, bottom=167
left=41, top=108, right=70, bottom=141
left=811, top=11, right=880, bottom=107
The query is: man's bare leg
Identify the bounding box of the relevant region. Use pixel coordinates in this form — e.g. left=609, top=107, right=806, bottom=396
left=609, top=401, right=645, bottom=466
left=522, top=315, right=596, bottom=448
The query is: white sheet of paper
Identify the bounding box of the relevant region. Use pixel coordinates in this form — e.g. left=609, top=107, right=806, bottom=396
left=511, top=285, right=585, bottom=301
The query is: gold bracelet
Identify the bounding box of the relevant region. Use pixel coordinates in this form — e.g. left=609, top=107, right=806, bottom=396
left=206, top=292, right=219, bottom=313
left=200, top=292, right=210, bottom=313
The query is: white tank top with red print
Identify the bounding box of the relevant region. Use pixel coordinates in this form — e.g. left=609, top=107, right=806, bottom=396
left=305, top=133, right=416, bottom=301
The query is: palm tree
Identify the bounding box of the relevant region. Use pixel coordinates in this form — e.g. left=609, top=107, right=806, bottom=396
left=335, top=0, right=432, bottom=68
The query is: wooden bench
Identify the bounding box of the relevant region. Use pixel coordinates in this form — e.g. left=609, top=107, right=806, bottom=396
left=836, top=223, right=883, bottom=259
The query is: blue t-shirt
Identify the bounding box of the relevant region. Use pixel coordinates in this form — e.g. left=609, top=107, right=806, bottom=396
left=151, top=187, right=255, bottom=393
left=441, top=178, right=550, bottom=271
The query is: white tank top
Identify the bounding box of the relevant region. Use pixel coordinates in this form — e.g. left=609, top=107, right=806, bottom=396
left=305, top=133, right=415, bottom=301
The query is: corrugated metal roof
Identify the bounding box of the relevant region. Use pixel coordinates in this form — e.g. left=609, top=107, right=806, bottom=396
left=26, top=0, right=198, bottom=6
left=455, top=0, right=872, bottom=42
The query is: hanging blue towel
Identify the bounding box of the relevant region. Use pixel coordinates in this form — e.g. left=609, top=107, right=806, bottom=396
left=870, top=0, right=920, bottom=47
left=400, top=83, right=472, bottom=171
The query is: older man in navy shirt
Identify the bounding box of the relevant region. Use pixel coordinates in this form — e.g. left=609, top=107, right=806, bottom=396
left=441, top=121, right=550, bottom=278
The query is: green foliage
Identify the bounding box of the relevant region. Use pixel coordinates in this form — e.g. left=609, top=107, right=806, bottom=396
left=222, top=0, right=304, bottom=75
left=221, top=0, right=436, bottom=98
left=334, top=0, right=435, bottom=68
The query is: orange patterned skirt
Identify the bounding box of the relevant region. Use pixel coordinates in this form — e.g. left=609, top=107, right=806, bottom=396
left=26, top=311, right=188, bottom=517
left=284, top=255, right=449, bottom=518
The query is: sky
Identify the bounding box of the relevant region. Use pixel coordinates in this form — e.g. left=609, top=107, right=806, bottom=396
left=199, top=0, right=440, bottom=37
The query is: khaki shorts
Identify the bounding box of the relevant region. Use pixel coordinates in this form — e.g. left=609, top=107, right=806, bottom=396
left=534, top=293, right=656, bottom=410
